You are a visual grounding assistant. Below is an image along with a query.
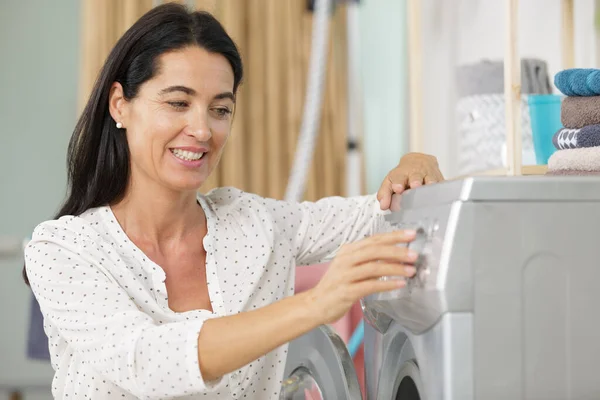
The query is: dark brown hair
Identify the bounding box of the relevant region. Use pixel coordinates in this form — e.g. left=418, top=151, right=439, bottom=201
left=24, top=3, right=243, bottom=284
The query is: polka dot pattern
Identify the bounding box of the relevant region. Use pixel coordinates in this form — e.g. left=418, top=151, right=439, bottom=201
left=25, top=187, right=384, bottom=399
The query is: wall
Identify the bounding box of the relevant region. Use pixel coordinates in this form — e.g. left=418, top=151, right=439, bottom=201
left=420, top=0, right=598, bottom=178
left=0, top=0, right=80, bottom=399
left=359, top=0, right=408, bottom=194
left=359, top=0, right=598, bottom=181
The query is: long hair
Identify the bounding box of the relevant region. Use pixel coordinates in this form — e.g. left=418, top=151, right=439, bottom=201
left=23, top=3, right=243, bottom=284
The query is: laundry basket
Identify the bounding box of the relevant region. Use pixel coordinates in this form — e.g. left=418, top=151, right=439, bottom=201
left=456, top=94, right=535, bottom=176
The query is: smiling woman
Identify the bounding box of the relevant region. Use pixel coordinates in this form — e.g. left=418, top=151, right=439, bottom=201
left=108, top=47, right=236, bottom=192
left=22, top=3, right=443, bottom=400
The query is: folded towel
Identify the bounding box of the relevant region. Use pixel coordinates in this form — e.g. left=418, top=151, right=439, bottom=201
left=554, top=68, right=600, bottom=96
left=546, top=169, right=600, bottom=176
left=553, top=124, right=600, bottom=149
left=561, top=96, right=600, bottom=129
left=553, top=128, right=579, bottom=149
left=548, top=147, right=600, bottom=171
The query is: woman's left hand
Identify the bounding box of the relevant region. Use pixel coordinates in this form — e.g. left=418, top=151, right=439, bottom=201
left=377, top=152, right=444, bottom=210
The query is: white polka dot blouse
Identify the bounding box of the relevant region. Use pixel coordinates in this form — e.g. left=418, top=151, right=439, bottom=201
left=25, top=187, right=388, bottom=399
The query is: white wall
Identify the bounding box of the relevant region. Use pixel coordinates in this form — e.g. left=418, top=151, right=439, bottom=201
left=420, top=0, right=598, bottom=178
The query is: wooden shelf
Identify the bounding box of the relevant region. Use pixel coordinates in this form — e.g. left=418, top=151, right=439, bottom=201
left=407, top=0, right=574, bottom=175
left=453, top=165, right=548, bottom=180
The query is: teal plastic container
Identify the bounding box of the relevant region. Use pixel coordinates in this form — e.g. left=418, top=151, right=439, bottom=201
left=528, top=94, right=563, bottom=164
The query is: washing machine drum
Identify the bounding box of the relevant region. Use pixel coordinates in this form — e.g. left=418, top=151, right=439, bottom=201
left=373, top=331, right=426, bottom=400
left=385, top=360, right=424, bottom=400
left=281, top=325, right=426, bottom=400
left=281, top=325, right=362, bottom=399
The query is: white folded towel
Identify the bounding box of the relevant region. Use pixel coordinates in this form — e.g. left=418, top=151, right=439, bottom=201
left=548, top=147, right=600, bottom=172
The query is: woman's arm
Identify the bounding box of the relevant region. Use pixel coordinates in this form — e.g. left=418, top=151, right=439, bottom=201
left=263, top=193, right=391, bottom=266
left=197, top=290, right=318, bottom=381
left=27, top=218, right=415, bottom=395
left=264, top=154, right=443, bottom=266
left=196, top=228, right=417, bottom=380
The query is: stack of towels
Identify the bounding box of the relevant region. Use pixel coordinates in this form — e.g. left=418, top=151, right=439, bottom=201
left=548, top=68, right=600, bottom=175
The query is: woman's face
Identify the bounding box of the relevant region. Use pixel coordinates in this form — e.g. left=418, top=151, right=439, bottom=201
left=110, top=46, right=235, bottom=193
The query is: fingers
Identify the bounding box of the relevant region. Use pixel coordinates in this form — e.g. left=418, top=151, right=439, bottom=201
left=347, top=245, right=418, bottom=266
left=424, top=168, right=445, bottom=185
left=424, top=175, right=438, bottom=185
left=428, top=157, right=444, bottom=182
left=389, top=171, right=409, bottom=190
left=407, top=171, right=425, bottom=188
left=435, top=169, right=445, bottom=182
left=339, top=240, right=419, bottom=271
left=378, top=175, right=408, bottom=210
left=391, top=183, right=406, bottom=193
left=351, top=279, right=406, bottom=299
left=341, top=230, right=416, bottom=254
left=377, top=192, right=392, bottom=211
left=376, top=178, right=392, bottom=210
left=388, top=172, right=409, bottom=190
left=347, top=261, right=416, bottom=282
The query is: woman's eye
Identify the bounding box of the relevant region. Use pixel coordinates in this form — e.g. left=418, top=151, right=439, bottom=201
left=167, top=101, right=189, bottom=110
left=212, top=107, right=232, bottom=119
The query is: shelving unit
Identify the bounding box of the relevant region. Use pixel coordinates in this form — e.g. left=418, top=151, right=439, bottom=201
left=406, top=0, right=576, bottom=177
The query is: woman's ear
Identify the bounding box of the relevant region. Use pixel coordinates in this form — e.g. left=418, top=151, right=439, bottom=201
left=108, top=82, right=128, bottom=129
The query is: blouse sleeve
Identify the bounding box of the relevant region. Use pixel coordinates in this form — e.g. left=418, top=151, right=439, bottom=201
left=264, top=193, right=391, bottom=266
left=24, top=220, right=223, bottom=399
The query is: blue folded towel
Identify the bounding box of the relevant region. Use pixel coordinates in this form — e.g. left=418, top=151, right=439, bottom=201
left=552, top=123, right=600, bottom=149
left=554, top=68, right=600, bottom=96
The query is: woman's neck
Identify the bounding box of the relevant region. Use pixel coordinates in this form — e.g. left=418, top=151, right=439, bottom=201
left=110, top=182, right=205, bottom=245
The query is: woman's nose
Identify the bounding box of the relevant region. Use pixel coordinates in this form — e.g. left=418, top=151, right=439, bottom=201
left=185, top=111, right=212, bottom=141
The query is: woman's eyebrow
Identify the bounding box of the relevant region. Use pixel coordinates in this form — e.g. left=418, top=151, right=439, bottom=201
left=214, top=92, right=235, bottom=102
left=158, top=85, right=196, bottom=96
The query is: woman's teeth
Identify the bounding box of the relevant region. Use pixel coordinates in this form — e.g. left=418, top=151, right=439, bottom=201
left=171, top=149, right=205, bottom=161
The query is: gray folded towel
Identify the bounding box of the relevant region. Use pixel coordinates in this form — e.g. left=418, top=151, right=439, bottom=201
left=552, top=124, right=600, bottom=149
left=553, top=128, right=579, bottom=149
left=456, top=58, right=552, bottom=98
left=561, top=96, right=600, bottom=129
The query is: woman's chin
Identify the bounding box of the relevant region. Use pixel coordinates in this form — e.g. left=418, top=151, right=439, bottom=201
left=158, top=162, right=214, bottom=192
left=163, top=175, right=208, bottom=193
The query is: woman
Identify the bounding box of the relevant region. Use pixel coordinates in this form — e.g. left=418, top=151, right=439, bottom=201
left=24, top=4, right=443, bottom=399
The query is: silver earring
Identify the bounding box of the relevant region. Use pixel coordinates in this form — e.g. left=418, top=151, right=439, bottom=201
left=116, top=122, right=123, bottom=129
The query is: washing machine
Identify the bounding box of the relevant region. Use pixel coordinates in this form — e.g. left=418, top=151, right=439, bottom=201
left=282, top=175, right=600, bottom=400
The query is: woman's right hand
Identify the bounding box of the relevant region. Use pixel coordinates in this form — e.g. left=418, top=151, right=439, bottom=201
left=307, top=229, right=418, bottom=325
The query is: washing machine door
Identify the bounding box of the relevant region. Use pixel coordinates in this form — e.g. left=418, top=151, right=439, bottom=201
left=280, top=324, right=362, bottom=400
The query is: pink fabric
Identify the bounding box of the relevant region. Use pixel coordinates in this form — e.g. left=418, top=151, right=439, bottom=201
left=295, top=263, right=365, bottom=397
